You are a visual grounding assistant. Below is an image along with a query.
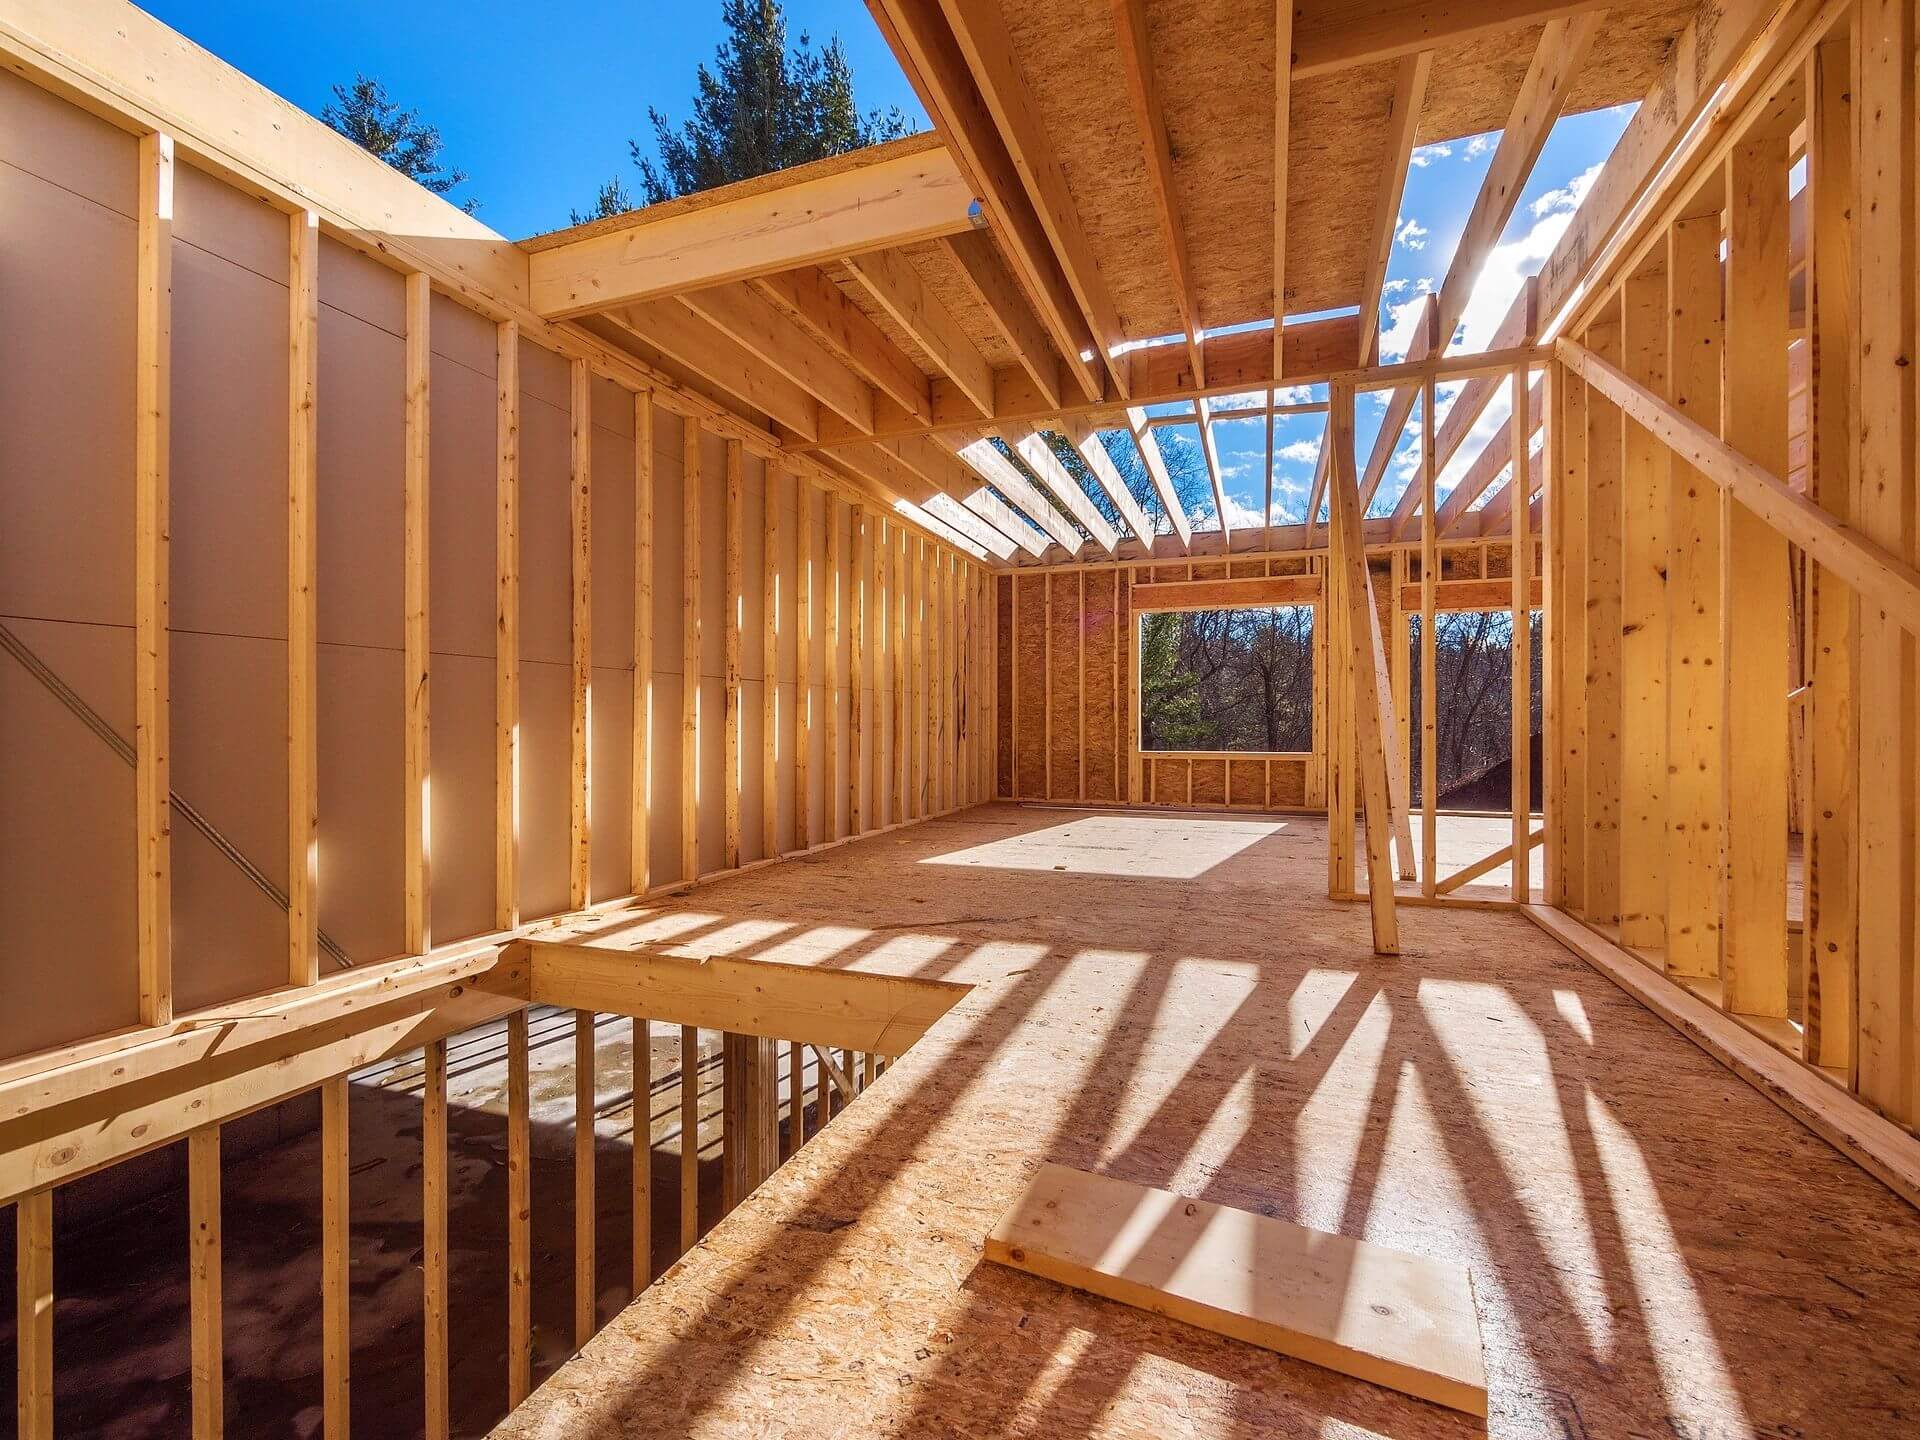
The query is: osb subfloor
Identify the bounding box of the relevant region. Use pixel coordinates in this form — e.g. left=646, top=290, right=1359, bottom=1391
left=496, top=803, right=1920, bottom=1440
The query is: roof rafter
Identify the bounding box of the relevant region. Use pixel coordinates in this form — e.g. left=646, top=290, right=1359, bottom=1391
left=680, top=283, right=878, bottom=435
left=1012, top=430, right=1122, bottom=555
left=871, top=0, right=1107, bottom=404
left=954, top=432, right=1086, bottom=555
left=1431, top=385, right=1543, bottom=534
left=1194, top=396, right=1234, bottom=539
left=1274, top=1, right=1294, bottom=378
left=1059, top=416, right=1157, bottom=544
left=1466, top=438, right=1544, bottom=537
left=1355, top=13, right=1600, bottom=507
left=872, top=431, right=1052, bottom=557
left=1292, top=0, right=1607, bottom=77
left=843, top=247, right=997, bottom=419
left=604, top=300, right=821, bottom=440
left=1124, top=406, right=1191, bottom=550
left=1357, top=51, right=1434, bottom=366
left=941, top=231, right=1062, bottom=407
left=750, top=266, right=933, bottom=423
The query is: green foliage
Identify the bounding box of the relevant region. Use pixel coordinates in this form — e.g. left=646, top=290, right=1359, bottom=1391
left=1138, top=607, right=1314, bottom=753
left=631, top=0, right=916, bottom=205
left=571, top=175, right=637, bottom=227
left=322, top=73, right=476, bottom=213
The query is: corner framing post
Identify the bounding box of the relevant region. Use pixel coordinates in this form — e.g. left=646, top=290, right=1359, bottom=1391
left=403, top=271, right=432, bottom=955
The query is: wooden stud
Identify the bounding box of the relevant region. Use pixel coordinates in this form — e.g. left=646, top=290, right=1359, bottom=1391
left=1619, top=271, right=1669, bottom=941
left=321, top=1076, right=350, bottom=1440
left=423, top=1038, right=448, bottom=1440
left=632, top=393, right=654, bottom=897
left=786, top=1039, right=804, bottom=1157
left=136, top=130, right=174, bottom=1027
left=1804, top=26, right=1857, bottom=1069
left=1664, top=215, right=1725, bottom=979
left=1421, top=378, right=1438, bottom=896
left=189, top=1128, right=222, bottom=1440
left=896, top=525, right=910, bottom=814
left=913, top=539, right=928, bottom=814
left=632, top=1016, right=653, bottom=1293
left=679, top=1026, right=699, bottom=1251
left=1328, top=381, right=1402, bottom=954
left=851, top=503, right=867, bottom=833
left=795, top=478, right=814, bottom=850
left=288, top=209, right=320, bottom=987
left=570, top=360, right=593, bottom=909
left=724, top=440, right=743, bottom=870
left=15, top=1188, right=52, bottom=1440
left=1511, top=365, right=1536, bottom=903
left=825, top=494, right=842, bottom=841
left=1722, top=130, right=1792, bottom=1019
left=404, top=271, right=432, bottom=955
left=496, top=323, right=522, bottom=931
left=876, top=519, right=892, bottom=827
left=682, top=420, right=703, bottom=883
left=506, top=1010, right=531, bottom=1406
left=764, top=467, right=782, bottom=858
left=574, top=1011, right=596, bottom=1348
left=1851, top=0, right=1915, bottom=1121
left=1582, top=309, right=1625, bottom=926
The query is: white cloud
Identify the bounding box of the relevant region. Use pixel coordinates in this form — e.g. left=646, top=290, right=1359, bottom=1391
left=1382, top=277, right=1410, bottom=296
left=1276, top=439, right=1321, bottom=465
left=1409, top=142, right=1453, bottom=167
left=1394, top=216, right=1428, bottom=251
left=1190, top=493, right=1271, bottom=532
left=1463, top=132, right=1494, bottom=160
left=1272, top=383, right=1318, bottom=406
left=1530, top=160, right=1604, bottom=218
left=1378, top=291, right=1432, bottom=362
left=1451, top=160, right=1607, bottom=359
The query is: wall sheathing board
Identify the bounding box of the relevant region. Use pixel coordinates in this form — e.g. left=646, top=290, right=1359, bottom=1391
left=317, top=239, right=407, bottom=966
left=736, top=444, right=769, bottom=868
left=768, top=465, right=799, bottom=856
left=589, top=374, right=637, bottom=899
left=1083, top=571, right=1118, bottom=803
left=997, top=575, right=1014, bottom=797
left=1013, top=574, right=1047, bottom=797
left=649, top=409, right=688, bottom=885
left=428, top=292, right=499, bottom=945
left=0, top=69, right=140, bottom=1056
left=696, top=426, right=728, bottom=876
left=518, top=339, right=574, bottom=921
left=1046, top=571, right=1081, bottom=799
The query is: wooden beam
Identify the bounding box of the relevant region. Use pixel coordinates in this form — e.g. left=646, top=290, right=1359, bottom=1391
left=321, top=1076, right=349, bottom=1440
left=527, top=940, right=966, bottom=1055
left=682, top=419, right=703, bottom=882
left=574, top=1012, right=596, bottom=1348
left=986, top=1163, right=1486, bottom=1415
left=1132, top=575, right=1322, bottom=612
left=288, top=208, right=320, bottom=988
left=723, top=442, right=744, bottom=869
left=529, top=140, right=974, bottom=316
left=1328, top=381, right=1401, bottom=954
left=632, top=393, right=654, bottom=896
left=607, top=301, right=820, bottom=441
left=1430, top=376, right=1544, bottom=536
left=824, top=494, right=843, bottom=841
left=506, top=1010, right=532, bottom=1406
left=1293, top=0, right=1605, bottom=77
left=1358, top=294, right=1436, bottom=509
left=569, top=360, right=593, bottom=909
left=843, top=247, right=995, bottom=418
left=136, top=129, right=173, bottom=1026
left=753, top=266, right=932, bottom=422
left=1581, top=309, right=1624, bottom=926
left=1397, top=577, right=1543, bottom=612
left=1124, top=408, right=1190, bottom=549
left=679, top=1026, right=699, bottom=1252
left=189, top=1127, right=222, bottom=1440
left=956, top=435, right=1083, bottom=554
left=1273, top=0, right=1294, bottom=378
left=795, top=478, right=814, bottom=849
left=1195, top=397, right=1235, bottom=539
left=1420, top=376, right=1438, bottom=895
left=1013, top=431, right=1121, bottom=554
left=404, top=271, right=432, bottom=955
left=1557, top=336, right=1920, bottom=639
left=423, top=1039, right=449, bottom=1440
left=1508, top=366, right=1534, bottom=902
left=851, top=504, right=868, bottom=833
left=1617, top=270, right=1667, bottom=945
left=1060, top=417, right=1156, bottom=543
left=682, top=283, right=877, bottom=435
left=765, top=466, right=784, bottom=858
left=941, top=232, right=1061, bottom=406
left=15, top=1187, right=52, bottom=1440
left=1358, top=53, right=1433, bottom=365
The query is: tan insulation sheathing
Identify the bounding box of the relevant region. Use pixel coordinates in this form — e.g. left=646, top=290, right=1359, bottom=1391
left=1046, top=571, right=1081, bottom=799
left=1013, top=574, right=1047, bottom=797
left=0, top=71, right=141, bottom=1058
left=317, top=240, right=407, bottom=967
left=1082, top=572, right=1118, bottom=803
left=590, top=375, right=637, bottom=900
left=518, top=340, right=573, bottom=921
left=996, top=575, right=1013, bottom=797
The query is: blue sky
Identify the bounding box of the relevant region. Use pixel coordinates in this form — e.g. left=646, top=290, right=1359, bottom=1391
left=140, top=0, right=928, bottom=236
left=146, top=1, right=1628, bottom=534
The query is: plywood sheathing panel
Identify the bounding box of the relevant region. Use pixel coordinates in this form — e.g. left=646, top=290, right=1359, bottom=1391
left=992, top=0, right=1691, bottom=334
left=497, top=806, right=1920, bottom=1440
left=997, top=574, right=1015, bottom=795
left=1191, top=756, right=1227, bottom=805
left=1047, top=572, right=1081, bottom=798
left=1014, top=573, right=1047, bottom=795
left=1273, top=753, right=1309, bottom=806
left=1083, top=576, right=1118, bottom=803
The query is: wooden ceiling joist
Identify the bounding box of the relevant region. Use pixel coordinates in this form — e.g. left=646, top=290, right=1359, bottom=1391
left=1125, top=406, right=1191, bottom=550
left=528, top=138, right=974, bottom=318
left=605, top=301, right=821, bottom=441
left=843, top=247, right=997, bottom=419
left=961, top=487, right=1051, bottom=558
left=1111, top=0, right=1206, bottom=383
left=1291, top=0, right=1608, bottom=78
left=872, top=0, right=1107, bottom=405
left=1012, top=430, right=1122, bottom=555
left=680, top=283, right=877, bottom=435
left=921, top=491, right=1020, bottom=559
left=1194, top=397, right=1235, bottom=539
left=1357, top=51, right=1435, bottom=366
left=1059, top=416, right=1157, bottom=544
left=1354, top=15, right=1600, bottom=507
left=865, top=430, right=1052, bottom=558
left=941, top=231, right=1063, bottom=407
left=954, top=433, right=1086, bottom=555
left=750, top=266, right=934, bottom=423
left=936, top=0, right=1131, bottom=400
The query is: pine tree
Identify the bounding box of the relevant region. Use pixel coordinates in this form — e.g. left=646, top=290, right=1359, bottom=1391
left=323, top=73, right=477, bottom=214
left=571, top=175, right=636, bottom=226
left=630, top=0, right=915, bottom=205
